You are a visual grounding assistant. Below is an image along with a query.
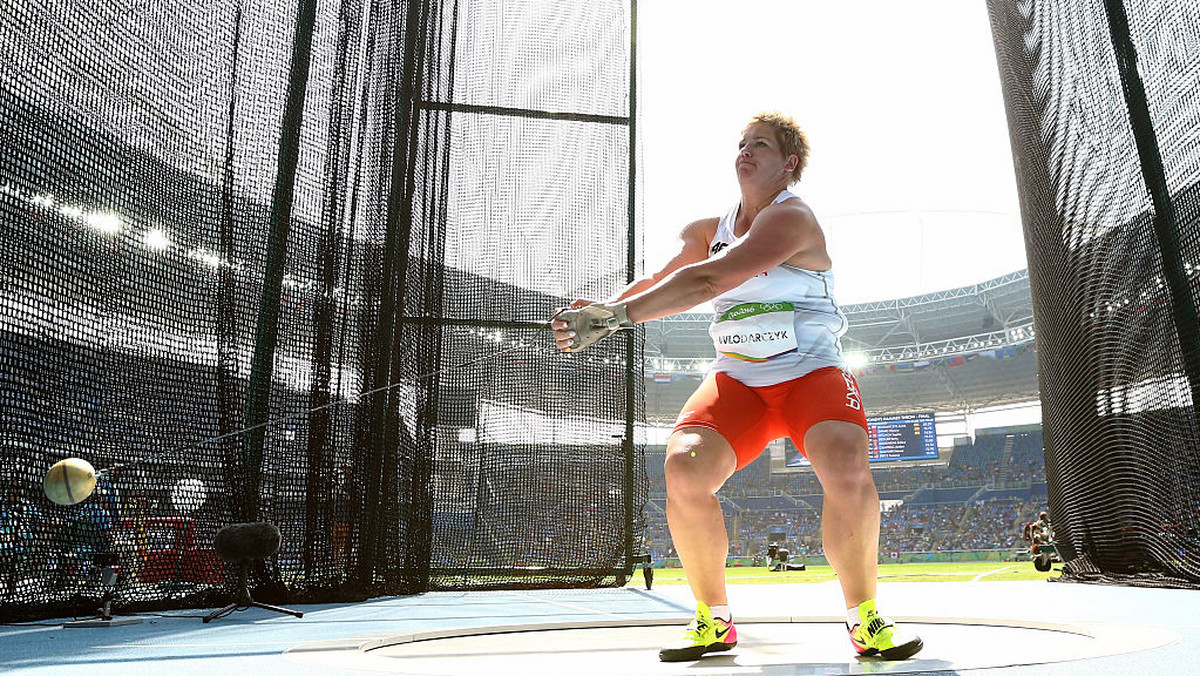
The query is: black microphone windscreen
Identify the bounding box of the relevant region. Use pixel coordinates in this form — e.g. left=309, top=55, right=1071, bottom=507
left=214, top=522, right=281, bottom=562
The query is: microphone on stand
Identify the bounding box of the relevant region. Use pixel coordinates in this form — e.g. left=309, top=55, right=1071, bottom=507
left=214, top=522, right=282, bottom=562
left=203, top=522, right=303, bottom=623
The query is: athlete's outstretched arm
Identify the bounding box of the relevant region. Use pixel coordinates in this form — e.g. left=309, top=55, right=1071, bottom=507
left=551, top=205, right=820, bottom=352
left=551, top=218, right=715, bottom=351
left=604, top=217, right=717, bottom=303
left=621, top=204, right=821, bottom=324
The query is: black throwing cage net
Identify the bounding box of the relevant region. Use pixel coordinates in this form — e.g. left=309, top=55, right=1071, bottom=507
left=987, top=0, right=1200, bottom=585
left=0, top=0, right=646, bottom=622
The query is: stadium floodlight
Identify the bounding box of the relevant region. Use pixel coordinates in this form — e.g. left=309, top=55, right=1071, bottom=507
left=84, top=211, right=123, bottom=235
left=143, top=229, right=171, bottom=251
left=844, top=352, right=869, bottom=369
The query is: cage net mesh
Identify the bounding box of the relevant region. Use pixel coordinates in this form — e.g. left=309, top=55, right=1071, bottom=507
left=987, top=0, right=1200, bottom=585
left=0, top=0, right=647, bottom=622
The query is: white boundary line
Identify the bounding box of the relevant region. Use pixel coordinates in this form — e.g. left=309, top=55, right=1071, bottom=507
left=973, top=564, right=1019, bottom=581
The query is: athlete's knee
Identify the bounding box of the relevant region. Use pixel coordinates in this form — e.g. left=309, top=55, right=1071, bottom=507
left=663, top=450, right=716, bottom=499
left=664, top=430, right=735, bottom=498
left=819, top=463, right=877, bottom=503
left=805, top=421, right=875, bottom=498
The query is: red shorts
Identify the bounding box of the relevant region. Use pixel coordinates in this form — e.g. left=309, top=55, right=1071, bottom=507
left=673, top=366, right=869, bottom=469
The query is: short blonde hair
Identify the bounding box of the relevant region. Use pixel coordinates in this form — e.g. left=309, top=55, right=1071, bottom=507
left=747, top=111, right=809, bottom=184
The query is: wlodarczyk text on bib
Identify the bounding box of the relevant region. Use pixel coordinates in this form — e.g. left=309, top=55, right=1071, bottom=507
left=709, top=302, right=798, bottom=362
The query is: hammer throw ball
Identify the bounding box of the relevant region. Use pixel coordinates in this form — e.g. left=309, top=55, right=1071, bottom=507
left=43, top=457, right=98, bottom=505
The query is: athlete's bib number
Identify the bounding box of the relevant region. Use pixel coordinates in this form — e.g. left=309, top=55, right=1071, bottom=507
left=709, top=302, right=797, bottom=362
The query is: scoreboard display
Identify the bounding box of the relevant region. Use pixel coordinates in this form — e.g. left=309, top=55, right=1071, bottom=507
left=784, top=412, right=938, bottom=467
left=864, top=412, right=939, bottom=462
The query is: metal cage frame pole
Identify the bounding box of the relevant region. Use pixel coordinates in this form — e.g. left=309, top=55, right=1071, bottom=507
left=243, top=0, right=321, bottom=522
left=622, top=0, right=639, bottom=582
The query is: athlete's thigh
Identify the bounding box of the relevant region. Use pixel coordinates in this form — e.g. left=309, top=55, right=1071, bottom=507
left=674, top=371, right=776, bottom=469
left=782, top=366, right=868, bottom=461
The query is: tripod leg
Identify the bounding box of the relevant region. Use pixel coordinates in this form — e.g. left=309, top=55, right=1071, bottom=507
left=204, top=559, right=302, bottom=621
left=250, top=601, right=304, bottom=619
left=203, top=603, right=241, bottom=623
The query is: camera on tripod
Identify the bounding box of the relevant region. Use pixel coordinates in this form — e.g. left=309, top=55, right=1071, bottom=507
left=765, top=532, right=806, bottom=572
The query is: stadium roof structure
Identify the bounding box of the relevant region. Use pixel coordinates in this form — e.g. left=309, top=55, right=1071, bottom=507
left=643, top=269, right=1038, bottom=419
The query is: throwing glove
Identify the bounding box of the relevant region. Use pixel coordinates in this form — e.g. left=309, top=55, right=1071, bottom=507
left=554, top=302, right=634, bottom=352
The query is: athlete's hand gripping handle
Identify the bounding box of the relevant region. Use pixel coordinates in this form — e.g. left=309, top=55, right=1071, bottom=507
left=551, top=302, right=634, bottom=352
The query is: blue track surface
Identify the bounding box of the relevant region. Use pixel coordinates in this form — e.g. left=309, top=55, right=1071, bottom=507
left=3, top=579, right=1197, bottom=675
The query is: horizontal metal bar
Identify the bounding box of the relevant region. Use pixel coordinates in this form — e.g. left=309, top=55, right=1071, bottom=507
left=417, top=100, right=630, bottom=126
left=398, top=316, right=551, bottom=330
left=428, top=566, right=636, bottom=576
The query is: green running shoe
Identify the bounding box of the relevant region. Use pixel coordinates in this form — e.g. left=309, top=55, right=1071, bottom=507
left=847, top=599, right=923, bottom=660
left=658, top=601, right=738, bottom=662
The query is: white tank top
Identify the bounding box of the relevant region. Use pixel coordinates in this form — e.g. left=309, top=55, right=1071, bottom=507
left=707, top=189, right=848, bottom=386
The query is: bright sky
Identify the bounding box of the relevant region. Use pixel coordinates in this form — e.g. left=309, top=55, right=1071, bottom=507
left=638, top=1, right=1027, bottom=304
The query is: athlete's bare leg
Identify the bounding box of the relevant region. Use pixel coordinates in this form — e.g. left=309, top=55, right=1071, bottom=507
left=803, top=420, right=879, bottom=608
left=664, top=427, right=738, bottom=607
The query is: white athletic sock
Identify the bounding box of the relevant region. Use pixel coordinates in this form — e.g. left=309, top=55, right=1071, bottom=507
left=846, top=605, right=862, bottom=628
left=709, top=604, right=731, bottom=622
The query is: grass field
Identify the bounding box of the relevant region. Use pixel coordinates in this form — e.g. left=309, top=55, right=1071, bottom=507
left=641, top=561, right=1061, bottom=585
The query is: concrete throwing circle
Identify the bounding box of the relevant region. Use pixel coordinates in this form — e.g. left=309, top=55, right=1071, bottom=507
left=284, top=616, right=1178, bottom=675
